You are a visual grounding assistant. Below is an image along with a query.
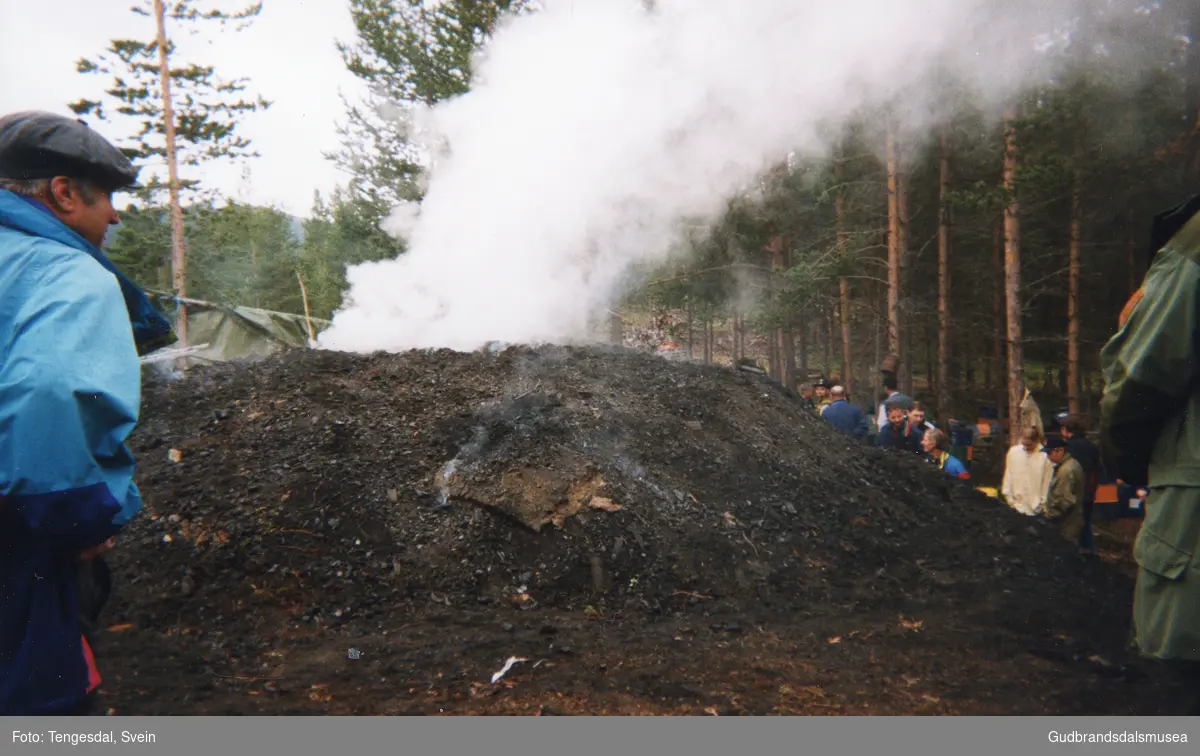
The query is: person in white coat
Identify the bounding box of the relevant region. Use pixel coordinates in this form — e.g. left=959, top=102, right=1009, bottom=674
left=1001, top=426, right=1054, bottom=516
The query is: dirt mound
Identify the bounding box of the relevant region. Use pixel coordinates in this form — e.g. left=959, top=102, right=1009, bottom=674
left=89, top=346, right=1176, bottom=715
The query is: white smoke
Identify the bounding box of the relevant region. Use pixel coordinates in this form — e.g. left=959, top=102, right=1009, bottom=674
left=317, top=0, right=1143, bottom=354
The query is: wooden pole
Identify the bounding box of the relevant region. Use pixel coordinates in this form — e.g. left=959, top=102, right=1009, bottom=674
left=296, top=271, right=316, bottom=344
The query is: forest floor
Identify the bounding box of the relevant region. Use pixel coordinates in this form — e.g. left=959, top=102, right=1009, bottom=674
left=85, top=345, right=1174, bottom=716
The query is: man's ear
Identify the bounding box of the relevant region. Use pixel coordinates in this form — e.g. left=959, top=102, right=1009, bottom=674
left=46, top=176, right=79, bottom=212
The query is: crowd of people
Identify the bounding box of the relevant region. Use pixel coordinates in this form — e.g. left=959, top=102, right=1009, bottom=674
left=998, top=418, right=1111, bottom=556
left=799, top=366, right=1137, bottom=560
left=799, top=372, right=970, bottom=483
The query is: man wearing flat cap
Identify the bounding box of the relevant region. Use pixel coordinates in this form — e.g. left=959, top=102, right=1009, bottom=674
left=1039, top=436, right=1085, bottom=547
left=0, top=111, right=174, bottom=715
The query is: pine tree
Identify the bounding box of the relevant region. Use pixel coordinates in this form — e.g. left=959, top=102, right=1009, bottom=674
left=69, top=0, right=270, bottom=345
left=68, top=1, right=270, bottom=204
left=330, top=0, right=530, bottom=215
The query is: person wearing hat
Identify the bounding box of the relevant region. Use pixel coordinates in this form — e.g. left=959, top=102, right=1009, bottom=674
left=875, top=394, right=922, bottom=453
left=1039, top=435, right=1086, bottom=547
left=0, top=111, right=174, bottom=715
left=811, top=377, right=834, bottom=415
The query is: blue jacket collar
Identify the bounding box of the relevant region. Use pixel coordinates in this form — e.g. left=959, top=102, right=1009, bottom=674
left=0, top=190, right=176, bottom=355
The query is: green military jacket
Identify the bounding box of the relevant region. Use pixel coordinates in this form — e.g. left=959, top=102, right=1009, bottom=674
left=1043, top=455, right=1084, bottom=520
left=1043, top=455, right=1084, bottom=543
left=1099, top=207, right=1200, bottom=662
left=1100, top=211, right=1200, bottom=487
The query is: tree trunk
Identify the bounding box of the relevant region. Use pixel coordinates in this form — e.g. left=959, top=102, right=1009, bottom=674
left=704, top=315, right=713, bottom=365
left=1002, top=106, right=1025, bottom=439
left=780, top=323, right=796, bottom=387
left=686, top=300, right=694, bottom=359
left=839, top=281, right=853, bottom=394
left=766, top=236, right=782, bottom=381
left=964, top=341, right=975, bottom=390
left=734, top=314, right=744, bottom=362
left=897, top=146, right=912, bottom=395
left=731, top=314, right=740, bottom=362
left=886, top=128, right=902, bottom=369
left=937, top=129, right=952, bottom=418
left=778, top=240, right=796, bottom=387
left=824, top=308, right=833, bottom=376
left=835, top=153, right=853, bottom=398
left=250, top=241, right=260, bottom=308
left=154, top=0, right=187, bottom=348
left=992, top=220, right=1004, bottom=423
left=797, top=309, right=808, bottom=378
left=1186, top=4, right=1200, bottom=179
left=608, top=311, right=623, bottom=345
left=873, top=314, right=883, bottom=416
left=1067, top=161, right=1082, bottom=416
left=925, top=327, right=935, bottom=399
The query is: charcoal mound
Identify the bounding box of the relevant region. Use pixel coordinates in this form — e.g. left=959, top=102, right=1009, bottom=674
left=92, top=345, right=1173, bottom=715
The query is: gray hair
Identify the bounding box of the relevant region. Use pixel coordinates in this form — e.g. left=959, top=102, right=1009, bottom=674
left=830, top=385, right=846, bottom=399
left=0, top=177, right=51, bottom=197
left=0, top=176, right=100, bottom=204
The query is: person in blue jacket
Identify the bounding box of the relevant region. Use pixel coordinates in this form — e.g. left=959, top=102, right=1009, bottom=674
left=0, top=111, right=175, bottom=716
left=820, top=385, right=871, bottom=441
left=919, top=427, right=970, bottom=480
left=875, top=395, right=923, bottom=453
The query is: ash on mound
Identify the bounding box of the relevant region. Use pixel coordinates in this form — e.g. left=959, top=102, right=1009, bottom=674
left=90, top=346, right=1173, bottom=715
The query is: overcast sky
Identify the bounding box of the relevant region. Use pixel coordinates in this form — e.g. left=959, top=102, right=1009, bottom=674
left=0, top=0, right=372, bottom=218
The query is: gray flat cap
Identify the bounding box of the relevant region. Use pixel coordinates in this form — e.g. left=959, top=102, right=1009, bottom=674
left=0, top=110, right=138, bottom=190
left=883, top=393, right=914, bottom=412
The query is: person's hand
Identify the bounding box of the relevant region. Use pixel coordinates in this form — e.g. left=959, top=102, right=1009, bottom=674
left=1136, top=488, right=1148, bottom=500
left=78, top=538, right=114, bottom=562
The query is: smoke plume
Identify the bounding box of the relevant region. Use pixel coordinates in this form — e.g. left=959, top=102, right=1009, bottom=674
left=317, top=0, right=1150, bottom=354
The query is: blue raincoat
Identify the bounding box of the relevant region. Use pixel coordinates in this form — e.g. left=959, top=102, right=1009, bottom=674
left=0, top=189, right=173, bottom=715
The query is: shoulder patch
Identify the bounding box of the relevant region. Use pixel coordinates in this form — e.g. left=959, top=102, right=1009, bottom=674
left=1118, top=287, right=1143, bottom=329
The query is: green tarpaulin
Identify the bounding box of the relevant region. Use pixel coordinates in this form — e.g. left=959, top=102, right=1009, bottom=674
left=144, top=292, right=330, bottom=365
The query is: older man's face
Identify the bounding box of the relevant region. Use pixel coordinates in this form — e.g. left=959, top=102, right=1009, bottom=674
left=920, top=431, right=937, bottom=454
left=46, top=177, right=120, bottom=248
